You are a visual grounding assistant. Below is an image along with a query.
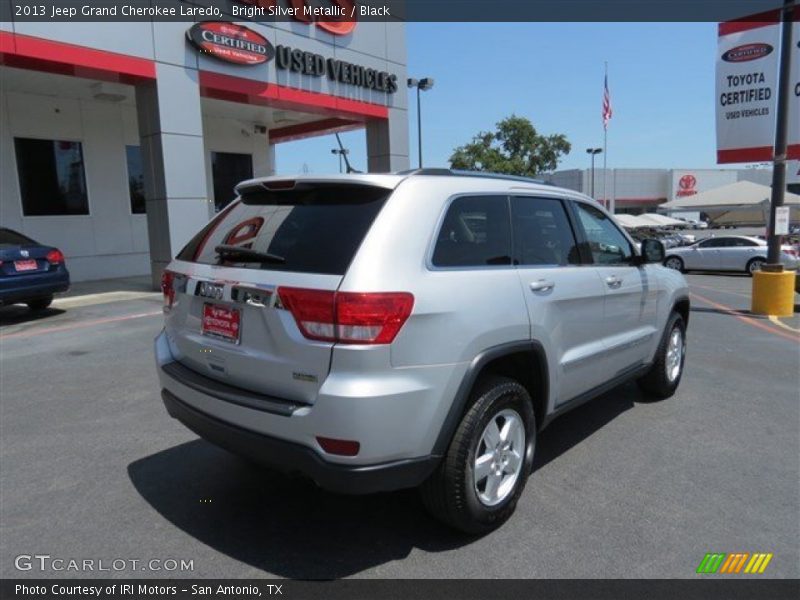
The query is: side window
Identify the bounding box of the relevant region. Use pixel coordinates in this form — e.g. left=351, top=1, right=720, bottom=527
left=699, top=238, right=727, bottom=248
left=730, top=238, right=757, bottom=247
left=512, top=196, right=581, bottom=266
left=432, top=195, right=512, bottom=267
left=573, top=202, right=633, bottom=265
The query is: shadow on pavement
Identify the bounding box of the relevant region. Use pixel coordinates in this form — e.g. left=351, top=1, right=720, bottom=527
left=0, top=305, right=65, bottom=327
left=128, top=440, right=468, bottom=578
left=129, top=383, right=643, bottom=577
left=534, top=381, right=641, bottom=469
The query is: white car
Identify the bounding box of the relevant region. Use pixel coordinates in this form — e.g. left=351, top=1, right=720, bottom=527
left=663, top=235, right=799, bottom=275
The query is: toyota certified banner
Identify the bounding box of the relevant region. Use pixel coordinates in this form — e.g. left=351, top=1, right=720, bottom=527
left=716, top=15, right=799, bottom=164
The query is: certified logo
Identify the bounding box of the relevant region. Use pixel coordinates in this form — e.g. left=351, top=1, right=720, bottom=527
left=187, top=22, right=274, bottom=66
left=722, top=43, right=773, bottom=63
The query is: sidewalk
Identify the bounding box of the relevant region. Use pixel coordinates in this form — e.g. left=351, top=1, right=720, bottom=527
left=54, top=275, right=159, bottom=309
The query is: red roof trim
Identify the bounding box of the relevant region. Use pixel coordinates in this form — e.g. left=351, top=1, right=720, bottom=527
left=198, top=71, right=389, bottom=122
left=269, top=118, right=364, bottom=144
left=0, top=31, right=155, bottom=83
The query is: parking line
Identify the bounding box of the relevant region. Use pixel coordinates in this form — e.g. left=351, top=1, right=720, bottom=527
left=0, top=311, right=162, bottom=341
left=689, top=282, right=752, bottom=300
left=690, top=292, right=799, bottom=344
left=769, top=315, right=800, bottom=334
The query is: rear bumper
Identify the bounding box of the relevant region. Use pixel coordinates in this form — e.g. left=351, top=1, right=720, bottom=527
left=162, top=388, right=439, bottom=494
left=0, top=269, right=70, bottom=305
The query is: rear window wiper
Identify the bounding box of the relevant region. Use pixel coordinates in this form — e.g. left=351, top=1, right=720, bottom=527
left=214, top=245, right=285, bottom=264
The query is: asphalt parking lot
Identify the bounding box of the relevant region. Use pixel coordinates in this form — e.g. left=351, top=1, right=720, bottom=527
left=0, top=273, right=798, bottom=579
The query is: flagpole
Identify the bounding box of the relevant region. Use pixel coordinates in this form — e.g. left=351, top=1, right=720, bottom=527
left=603, top=61, right=610, bottom=213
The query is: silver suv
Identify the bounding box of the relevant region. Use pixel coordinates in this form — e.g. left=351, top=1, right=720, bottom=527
left=155, top=170, right=689, bottom=533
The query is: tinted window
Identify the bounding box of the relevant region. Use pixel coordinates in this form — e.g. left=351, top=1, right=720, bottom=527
left=729, top=238, right=759, bottom=247
left=212, top=152, right=253, bottom=212
left=698, top=238, right=726, bottom=248
left=126, top=145, right=146, bottom=214
left=0, top=228, right=36, bottom=247
left=432, top=195, right=512, bottom=267
left=14, top=138, right=89, bottom=216
left=512, top=197, right=580, bottom=266
left=178, top=183, right=389, bottom=276
left=573, top=202, right=633, bottom=265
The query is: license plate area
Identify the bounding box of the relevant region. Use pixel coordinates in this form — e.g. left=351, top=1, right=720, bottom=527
left=14, top=259, right=38, bottom=272
left=201, top=303, right=241, bottom=344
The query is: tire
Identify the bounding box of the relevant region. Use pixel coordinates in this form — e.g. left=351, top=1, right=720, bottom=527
left=420, top=376, right=536, bottom=534
left=637, top=312, right=686, bottom=400
left=663, top=256, right=684, bottom=272
left=26, top=296, right=53, bottom=311
left=746, top=257, right=765, bottom=276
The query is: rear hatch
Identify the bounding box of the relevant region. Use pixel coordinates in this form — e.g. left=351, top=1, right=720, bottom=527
left=163, top=180, right=393, bottom=405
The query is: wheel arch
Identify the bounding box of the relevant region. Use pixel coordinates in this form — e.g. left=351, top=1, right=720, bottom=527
left=672, top=295, right=690, bottom=327
left=432, top=341, right=549, bottom=456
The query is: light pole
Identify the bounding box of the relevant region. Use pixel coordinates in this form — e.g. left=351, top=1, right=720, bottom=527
left=586, top=148, right=603, bottom=200
left=331, top=148, right=349, bottom=173
left=408, top=77, right=434, bottom=168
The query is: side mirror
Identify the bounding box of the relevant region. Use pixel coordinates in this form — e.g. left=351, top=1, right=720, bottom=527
left=637, top=239, right=665, bottom=264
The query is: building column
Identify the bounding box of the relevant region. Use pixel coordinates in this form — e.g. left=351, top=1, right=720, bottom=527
left=135, top=64, right=209, bottom=288
left=366, top=107, right=410, bottom=173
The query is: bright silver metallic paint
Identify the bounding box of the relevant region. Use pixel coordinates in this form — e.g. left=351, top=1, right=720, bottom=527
left=156, top=172, right=690, bottom=471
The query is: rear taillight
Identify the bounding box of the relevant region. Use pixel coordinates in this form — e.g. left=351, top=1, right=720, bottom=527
left=277, top=287, right=336, bottom=341
left=161, top=270, right=176, bottom=310
left=46, top=249, right=65, bottom=264
left=277, top=287, right=414, bottom=345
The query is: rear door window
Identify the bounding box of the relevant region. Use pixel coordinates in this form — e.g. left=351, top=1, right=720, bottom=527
left=177, top=182, right=389, bottom=276
left=511, top=196, right=581, bottom=266
left=432, top=195, right=512, bottom=267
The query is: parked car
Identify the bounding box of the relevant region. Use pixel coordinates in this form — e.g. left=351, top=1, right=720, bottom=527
left=663, top=235, right=799, bottom=275
left=0, top=228, right=70, bottom=310
left=155, top=170, right=690, bottom=533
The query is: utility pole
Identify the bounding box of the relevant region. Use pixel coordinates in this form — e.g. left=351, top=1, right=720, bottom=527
left=764, top=0, right=794, bottom=270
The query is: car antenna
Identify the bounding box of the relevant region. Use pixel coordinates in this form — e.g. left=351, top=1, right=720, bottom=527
left=335, top=133, right=361, bottom=173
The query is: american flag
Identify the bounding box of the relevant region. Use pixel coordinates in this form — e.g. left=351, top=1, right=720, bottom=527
left=602, top=73, right=612, bottom=130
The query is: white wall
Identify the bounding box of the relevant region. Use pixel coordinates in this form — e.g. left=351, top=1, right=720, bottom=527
left=0, top=87, right=279, bottom=282
left=0, top=90, right=150, bottom=282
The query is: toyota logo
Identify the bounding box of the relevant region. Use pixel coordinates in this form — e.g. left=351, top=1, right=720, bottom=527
left=679, top=175, right=697, bottom=191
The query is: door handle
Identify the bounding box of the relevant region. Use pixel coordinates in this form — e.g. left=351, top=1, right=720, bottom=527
left=605, top=275, right=623, bottom=288
left=529, top=279, right=555, bottom=292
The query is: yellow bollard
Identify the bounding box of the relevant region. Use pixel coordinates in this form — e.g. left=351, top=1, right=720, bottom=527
left=751, top=270, right=797, bottom=317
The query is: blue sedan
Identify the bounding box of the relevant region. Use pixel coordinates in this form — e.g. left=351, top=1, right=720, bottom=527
left=0, top=228, right=70, bottom=310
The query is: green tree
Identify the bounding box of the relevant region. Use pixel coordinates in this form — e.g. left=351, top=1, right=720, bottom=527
left=449, top=115, right=571, bottom=177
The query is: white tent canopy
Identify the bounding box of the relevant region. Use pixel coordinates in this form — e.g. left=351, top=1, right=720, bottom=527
left=614, top=214, right=652, bottom=229
left=635, top=213, right=686, bottom=227
left=660, top=180, right=800, bottom=211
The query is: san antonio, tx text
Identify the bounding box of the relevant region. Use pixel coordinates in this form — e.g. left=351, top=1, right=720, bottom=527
left=15, top=584, right=282, bottom=596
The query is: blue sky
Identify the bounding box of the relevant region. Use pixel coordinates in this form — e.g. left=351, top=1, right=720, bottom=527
left=275, top=22, right=724, bottom=175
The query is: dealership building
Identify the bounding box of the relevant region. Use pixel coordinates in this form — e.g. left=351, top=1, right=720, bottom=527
left=543, top=166, right=799, bottom=215
left=0, top=10, right=408, bottom=283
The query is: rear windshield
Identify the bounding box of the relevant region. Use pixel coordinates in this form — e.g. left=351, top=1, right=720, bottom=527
left=0, top=228, right=36, bottom=247
left=177, top=182, right=390, bottom=275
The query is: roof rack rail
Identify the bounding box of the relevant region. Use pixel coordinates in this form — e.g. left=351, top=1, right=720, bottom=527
left=397, top=168, right=552, bottom=185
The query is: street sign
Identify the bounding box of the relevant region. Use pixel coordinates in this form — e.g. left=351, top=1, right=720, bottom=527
left=774, top=205, right=790, bottom=235
left=716, top=16, right=799, bottom=164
